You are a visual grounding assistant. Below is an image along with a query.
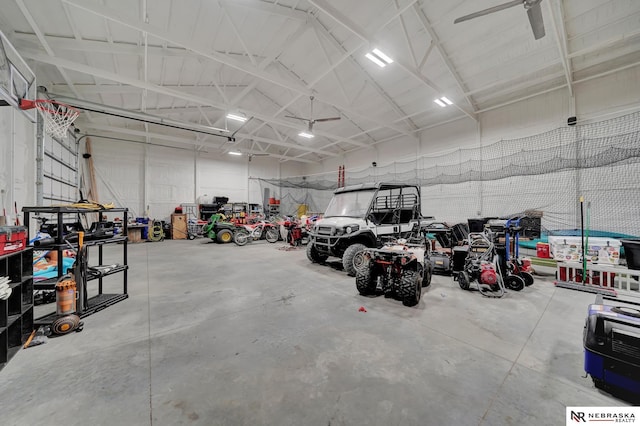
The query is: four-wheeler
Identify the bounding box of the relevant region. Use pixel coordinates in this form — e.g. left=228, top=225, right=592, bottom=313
left=233, top=220, right=279, bottom=246
left=202, top=213, right=238, bottom=243
left=307, top=182, right=423, bottom=276
left=584, top=294, right=640, bottom=400
left=356, top=232, right=434, bottom=307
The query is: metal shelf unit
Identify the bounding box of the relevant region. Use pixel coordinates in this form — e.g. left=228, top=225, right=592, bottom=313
left=23, top=206, right=129, bottom=322
left=0, top=247, right=33, bottom=371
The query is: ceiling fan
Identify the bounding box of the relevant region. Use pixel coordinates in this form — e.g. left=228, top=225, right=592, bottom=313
left=285, top=96, right=341, bottom=133
left=454, top=0, right=545, bottom=40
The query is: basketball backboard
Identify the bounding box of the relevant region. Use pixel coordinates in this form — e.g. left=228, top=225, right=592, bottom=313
left=0, top=29, right=36, bottom=122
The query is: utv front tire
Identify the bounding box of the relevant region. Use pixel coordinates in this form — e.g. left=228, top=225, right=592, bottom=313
left=355, top=261, right=378, bottom=296
left=399, top=270, right=422, bottom=307
left=306, top=243, right=328, bottom=263
left=343, top=243, right=367, bottom=276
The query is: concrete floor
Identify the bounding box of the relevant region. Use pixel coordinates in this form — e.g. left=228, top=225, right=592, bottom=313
left=0, top=239, right=631, bottom=425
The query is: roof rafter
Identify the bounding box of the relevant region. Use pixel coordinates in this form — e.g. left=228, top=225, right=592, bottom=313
left=20, top=48, right=367, bottom=150
left=84, top=124, right=318, bottom=163
left=308, top=0, right=477, bottom=122
left=61, top=0, right=410, bottom=139
left=412, top=3, right=478, bottom=113
left=13, top=0, right=86, bottom=104
left=548, top=0, right=573, bottom=96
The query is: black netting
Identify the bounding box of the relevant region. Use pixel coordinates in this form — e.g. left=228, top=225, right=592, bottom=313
left=258, top=111, right=640, bottom=236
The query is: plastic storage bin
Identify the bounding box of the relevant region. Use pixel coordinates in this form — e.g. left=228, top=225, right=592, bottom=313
left=620, top=239, right=640, bottom=270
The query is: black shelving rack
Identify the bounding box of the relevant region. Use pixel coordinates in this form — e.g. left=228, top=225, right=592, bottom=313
left=0, top=247, right=34, bottom=371
left=23, top=206, right=129, bottom=323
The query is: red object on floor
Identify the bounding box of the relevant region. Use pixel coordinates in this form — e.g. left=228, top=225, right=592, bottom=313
left=358, top=306, right=367, bottom=312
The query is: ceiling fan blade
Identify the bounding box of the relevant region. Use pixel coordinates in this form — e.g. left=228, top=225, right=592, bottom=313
left=526, top=2, right=546, bottom=39
left=454, top=0, right=523, bottom=24
left=314, top=117, right=341, bottom=123
left=285, top=115, right=310, bottom=122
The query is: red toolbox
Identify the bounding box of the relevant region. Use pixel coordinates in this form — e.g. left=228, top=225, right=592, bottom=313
left=0, top=226, right=27, bottom=256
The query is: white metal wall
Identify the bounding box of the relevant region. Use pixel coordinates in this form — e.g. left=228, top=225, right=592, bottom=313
left=0, top=107, right=35, bottom=224
left=88, top=136, right=299, bottom=220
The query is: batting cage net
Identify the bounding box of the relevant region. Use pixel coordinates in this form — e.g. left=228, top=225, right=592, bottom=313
left=258, top=111, right=640, bottom=236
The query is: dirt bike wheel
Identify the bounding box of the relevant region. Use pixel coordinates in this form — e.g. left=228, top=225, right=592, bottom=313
left=400, top=270, right=421, bottom=307
left=234, top=231, right=250, bottom=246
left=505, top=274, right=525, bottom=291
left=265, top=227, right=279, bottom=243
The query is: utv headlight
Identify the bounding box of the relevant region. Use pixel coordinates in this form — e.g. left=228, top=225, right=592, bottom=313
left=345, top=224, right=359, bottom=234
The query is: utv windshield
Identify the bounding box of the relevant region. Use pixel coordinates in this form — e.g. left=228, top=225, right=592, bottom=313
left=324, top=189, right=376, bottom=218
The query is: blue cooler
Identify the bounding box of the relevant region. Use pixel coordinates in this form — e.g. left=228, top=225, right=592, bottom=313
left=584, top=294, right=640, bottom=396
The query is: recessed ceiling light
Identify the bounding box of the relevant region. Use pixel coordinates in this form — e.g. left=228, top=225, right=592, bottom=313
left=226, top=113, right=247, bottom=122
left=299, top=132, right=314, bottom=139
left=434, top=99, right=447, bottom=107
left=228, top=151, right=242, bottom=156
left=366, top=48, right=393, bottom=67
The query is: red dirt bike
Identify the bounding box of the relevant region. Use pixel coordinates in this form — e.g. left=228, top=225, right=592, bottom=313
left=233, top=221, right=279, bottom=246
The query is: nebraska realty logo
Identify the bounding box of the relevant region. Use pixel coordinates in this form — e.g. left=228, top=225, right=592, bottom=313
left=566, top=407, right=639, bottom=424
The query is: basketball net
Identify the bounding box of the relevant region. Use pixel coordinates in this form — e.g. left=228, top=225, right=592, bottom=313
left=20, top=99, right=80, bottom=139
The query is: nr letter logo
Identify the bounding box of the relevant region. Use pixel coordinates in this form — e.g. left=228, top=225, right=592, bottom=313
left=571, top=411, right=586, bottom=422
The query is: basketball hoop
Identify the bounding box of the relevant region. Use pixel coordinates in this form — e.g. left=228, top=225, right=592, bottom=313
left=19, top=99, right=80, bottom=139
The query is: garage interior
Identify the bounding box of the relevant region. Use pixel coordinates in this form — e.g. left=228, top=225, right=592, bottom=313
left=0, top=0, right=639, bottom=425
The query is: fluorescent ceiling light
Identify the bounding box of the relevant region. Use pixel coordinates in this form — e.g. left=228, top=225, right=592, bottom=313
left=434, top=96, right=453, bottom=107
left=228, top=151, right=242, bottom=156
left=365, top=53, right=386, bottom=67
left=226, top=113, right=247, bottom=122
left=298, top=131, right=314, bottom=139
left=366, top=48, right=393, bottom=67
left=372, top=48, right=393, bottom=64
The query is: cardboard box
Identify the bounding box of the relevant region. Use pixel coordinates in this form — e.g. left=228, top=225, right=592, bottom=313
left=548, top=236, right=621, bottom=265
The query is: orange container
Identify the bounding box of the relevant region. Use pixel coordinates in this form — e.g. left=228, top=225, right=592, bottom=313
left=269, top=197, right=276, bottom=205
left=56, top=278, right=77, bottom=315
